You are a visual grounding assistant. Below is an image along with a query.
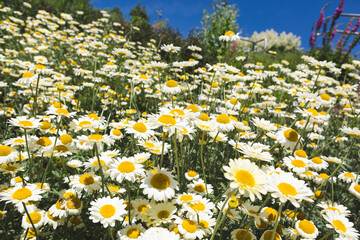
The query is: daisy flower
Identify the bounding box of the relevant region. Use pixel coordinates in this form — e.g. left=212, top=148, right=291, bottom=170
left=283, top=156, right=310, bottom=174
left=267, top=172, right=313, bottom=208
left=162, top=80, right=182, bottom=94
left=295, top=219, right=319, bottom=239
left=309, top=156, right=328, bottom=171
left=323, top=211, right=359, bottom=240
left=223, top=158, right=267, bottom=201
left=89, top=196, right=127, bottom=228
left=125, top=120, right=155, bottom=140
left=239, top=144, right=274, bottom=162
left=22, top=209, right=46, bottom=230
left=260, top=230, right=282, bottom=240
left=77, top=134, right=115, bottom=151
left=175, top=217, right=205, bottom=240
left=148, top=201, right=177, bottom=226
left=117, top=223, right=145, bottom=240
left=108, top=157, right=145, bottom=183
left=0, top=145, right=18, bottom=164
left=276, top=128, right=300, bottom=150
left=44, top=210, right=66, bottom=229
left=348, top=182, right=360, bottom=199
left=252, top=117, right=277, bottom=132
left=183, top=195, right=215, bottom=216
left=185, top=170, right=199, bottom=181
left=318, top=200, right=351, bottom=216
left=9, top=116, right=41, bottom=130
left=0, top=184, right=44, bottom=205
left=141, top=227, right=180, bottom=240
left=188, top=179, right=214, bottom=196
left=231, top=229, right=256, bottom=240
left=212, top=113, right=234, bottom=132
left=140, top=169, right=179, bottom=201
left=69, top=173, right=102, bottom=194
left=219, top=30, right=240, bottom=42
left=240, top=202, right=267, bottom=225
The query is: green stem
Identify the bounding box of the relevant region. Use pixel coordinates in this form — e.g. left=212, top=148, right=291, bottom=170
left=200, top=132, right=209, bottom=197
left=270, top=202, right=284, bottom=240
left=24, top=129, right=33, bottom=182
left=159, top=132, right=166, bottom=168
left=22, top=202, right=38, bottom=239
left=318, top=229, right=334, bottom=240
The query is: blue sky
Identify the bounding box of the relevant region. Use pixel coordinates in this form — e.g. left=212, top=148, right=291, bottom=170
left=91, top=0, right=360, bottom=51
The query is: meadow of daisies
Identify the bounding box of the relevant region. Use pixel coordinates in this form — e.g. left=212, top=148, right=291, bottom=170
left=1, top=3, right=360, bottom=240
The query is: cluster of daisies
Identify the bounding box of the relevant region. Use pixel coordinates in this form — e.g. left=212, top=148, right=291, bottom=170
left=0, top=3, right=360, bottom=240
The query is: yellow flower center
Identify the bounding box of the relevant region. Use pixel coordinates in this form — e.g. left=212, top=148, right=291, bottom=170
left=88, top=134, right=104, bottom=141
left=326, top=207, right=340, bottom=213
left=291, top=159, right=306, bottom=168
left=158, top=115, right=176, bottom=126
left=307, top=108, right=319, bottom=116
left=166, top=80, right=178, bottom=88
left=199, top=113, right=210, bottom=121
left=55, top=109, right=69, bottom=115
left=47, top=211, right=60, bottom=221
left=298, top=220, right=316, bottom=234
left=26, top=212, right=42, bottom=224
left=100, top=204, right=116, bottom=218
left=263, top=208, right=277, bottom=222
left=22, top=72, right=35, bottom=78
left=284, top=129, right=298, bottom=142
left=92, top=160, right=106, bottom=167
left=144, top=142, right=155, bottom=148
left=157, top=210, right=170, bottom=219
left=12, top=188, right=32, bottom=200
left=332, top=220, right=346, bottom=232
left=60, top=134, right=72, bottom=144
left=66, top=197, right=81, bottom=209
left=0, top=145, right=12, bottom=156
left=194, top=184, right=206, bottom=192
left=182, top=219, right=197, bottom=233
left=79, top=174, right=95, bottom=185
left=199, top=220, right=209, bottom=228
left=35, top=64, right=46, bottom=70
left=216, top=114, right=230, bottom=124
left=190, top=202, right=205, bottom=211
left=312, top=157, right=322, bottom=164
left=229, top=99, right=238, bottom=105
left=187, top=170, right=197, bottom=177
left=235, top=229, right=252, bottom=240
left=320, top=94, right=331, bottom=101
left=354, top=185, right=360, bottom=193
left=170, top=109, right=185, bottom=116
left=294, top=149, right=307, bottom=158
left=318, top=173, right=329, bottom=179
left=180, top=195, right=193, bottom=202
left=186, top=104, right=199, bottom=113
left=54, top=145, right=69, bottom=152
left=18, top=120, right=33, bottom=128
left=133, top=122, right=147, bottom=133
left=36, top=137, right=52, bottom=147
left=40, top=121, right=51, bottom=129
left=14, top=139, right=26, bottom=145
left=235, top=170, right=255, bottom=187
left=79, top=121, right=91, bottom=128
left=112, top=129, right=122, bottom=136
left=264, top=231, right=281, bottom=240
left=225, top=30, right=235, bottom=36
left=127, top=228, right=140, bottom=238
left=88, top=113, right=99, bottom=120
left=137, top=204, right=149, bottom=214
left=117, top=161, right=135, bottom=173
left=150, top=173, right=170, bottom=190
left=277, top=183, right=297, bottom=196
